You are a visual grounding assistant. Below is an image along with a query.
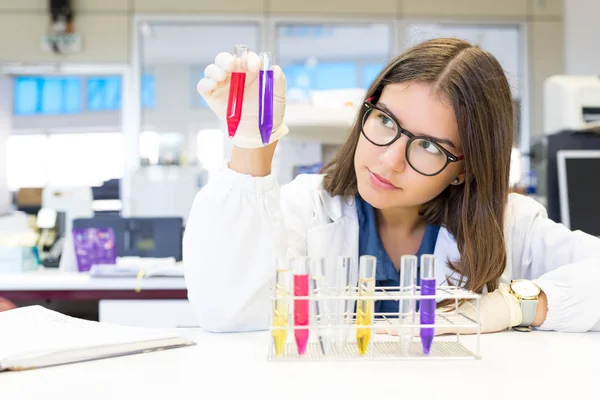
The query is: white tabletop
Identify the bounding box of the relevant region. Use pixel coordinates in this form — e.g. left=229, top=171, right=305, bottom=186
left=0, top=269, right=186, bottom=291
left=1, top=329, right=598, bottom=400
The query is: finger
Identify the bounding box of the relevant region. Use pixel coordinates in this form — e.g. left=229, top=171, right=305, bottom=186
left=240, top=51, right=260, bottom=87
left=272, top=65, right=287, bottom=98
left=246, top=51, right=261, bottom=72
left=215, top=52, right=235, bottom=73
left=197, top=77, right=216, bottom=97
left=204, top=64, right=227, bottom=83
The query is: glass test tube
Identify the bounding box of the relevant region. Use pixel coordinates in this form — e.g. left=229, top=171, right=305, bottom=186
left=333, top=256, right=353, bottom=354
left=226, top=44, right=248, bottom=138
left=292, top=256, right=310, bottom=355
left=272, top=263, right=291, bottom=356
left=419, top=254, right=436, bottom=355
left=399, top=255, right=417, bottom=355
left=356, top=255, right=377, bottom=356
left=309, top=258, right=331, bottom=355
left=258, top=52, right=274, bottom=145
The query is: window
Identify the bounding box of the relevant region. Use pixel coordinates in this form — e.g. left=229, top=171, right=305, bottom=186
left=276, top=23, right=393, bottom=102
left=13, top=74, right=156, bottom=115
left=47, top=133, right=125, bottom=187
left=362, top=63, right=385, bottom=89
left=6, top=133, right=124, bottom=189
left=190, top=65, right=209, bottom=108
left=87, top=76, right=122, bottom=111
left=14, top=77, right=82, bottom=115
left=141, top=74, right=156, bottom=109
left=7, top=135, right=49, bottom=190
left=406, top=24, right=522, bottom=97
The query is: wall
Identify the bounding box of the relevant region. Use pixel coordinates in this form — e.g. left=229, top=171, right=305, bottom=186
left=564, top=0, right=600, bottom=75
left=0, top=0, right=130, bottom=63
left=10, top=64, right=216, bottom=134
left=0, top=0, right=566, bottom=151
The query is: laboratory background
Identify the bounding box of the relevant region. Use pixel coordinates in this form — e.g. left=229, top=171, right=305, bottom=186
left=0, top=0, right=598, bottom=329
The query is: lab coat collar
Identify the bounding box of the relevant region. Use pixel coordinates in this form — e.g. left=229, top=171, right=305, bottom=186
left=313, top=186, right=458, bottom=288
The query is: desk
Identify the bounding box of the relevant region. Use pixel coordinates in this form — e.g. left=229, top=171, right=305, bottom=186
left=0, top=330, right=598, bottom=400
left=0, top=269, right=195, bottom=328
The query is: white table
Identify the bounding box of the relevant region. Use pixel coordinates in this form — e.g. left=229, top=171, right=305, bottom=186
left=0, top=269, right=195, bottom=328
left=0, top=268, right=187, bottom=291
left=0, top=330, right=598, bottom=400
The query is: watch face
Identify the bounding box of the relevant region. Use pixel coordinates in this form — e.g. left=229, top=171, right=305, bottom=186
left=512, top=280, right=541, bottom=298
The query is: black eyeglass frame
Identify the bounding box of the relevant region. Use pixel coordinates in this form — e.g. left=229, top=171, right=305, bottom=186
left=360, top=101, right=465, bottom=177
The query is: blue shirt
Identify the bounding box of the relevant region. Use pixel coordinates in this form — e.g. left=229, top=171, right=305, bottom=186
left=356, top=194, right=440, bottom=316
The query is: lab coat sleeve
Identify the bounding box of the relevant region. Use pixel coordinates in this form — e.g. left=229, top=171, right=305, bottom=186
left=516, top=195, right=600, bottom=332
left=182, top=164, right=314, bottom=333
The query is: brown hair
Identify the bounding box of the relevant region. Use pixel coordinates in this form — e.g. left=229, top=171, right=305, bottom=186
left=322, top=38, right=514, bottom=294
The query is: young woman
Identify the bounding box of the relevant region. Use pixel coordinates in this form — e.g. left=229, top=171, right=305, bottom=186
left=184, top=38, right=600, bottom=334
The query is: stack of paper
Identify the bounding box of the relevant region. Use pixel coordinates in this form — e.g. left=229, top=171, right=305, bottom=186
left=0, top=306, right=195, bottom=372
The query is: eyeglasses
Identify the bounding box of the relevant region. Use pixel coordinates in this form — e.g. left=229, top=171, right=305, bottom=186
left=360, top=102, right=464, bottom=176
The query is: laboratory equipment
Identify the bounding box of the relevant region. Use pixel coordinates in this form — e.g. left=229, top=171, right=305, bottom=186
left=72, top=227, right=117, bottom=272
left=272, top=264, right=291, bottom=356
left=356, top=255, right=376, bottom=356
left=42, top=186, right=93, bottom=272
left=258, top=52, right=274, bottom=145
left=333, top=256, right=353, bottom=354
left=420, top=254, right=436, bottom=355
left=266, top=278, right=482, bottom=361
left=226, top=44, right=248, bottom=138
left=72, top=217, right=183, bottom=260
left=532, top=75, right=600, bottom=218
left=557, top=150, right=600, bottom=237
left=544, top=75, right=600, bottom=135
left=530, top=128, right=600, bottom=223
left=399, top=255, right=417, bottom=355
left=293, top=256, right=310, bottom=355
left=310, top=258, right=331, bottom=355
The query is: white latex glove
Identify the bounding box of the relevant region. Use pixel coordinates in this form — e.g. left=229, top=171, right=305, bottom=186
left=375, top=283, right=523, bottom=336
left=197, top=51, right=288, bottom=148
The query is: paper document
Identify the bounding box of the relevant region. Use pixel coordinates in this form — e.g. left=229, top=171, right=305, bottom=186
left=0, top=306, right=195, bottom=372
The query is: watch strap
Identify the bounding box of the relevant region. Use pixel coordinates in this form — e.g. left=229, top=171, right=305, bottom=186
left=519, top=299, right=538, bottom=327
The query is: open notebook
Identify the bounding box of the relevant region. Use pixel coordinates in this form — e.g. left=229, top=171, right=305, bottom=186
left=0, top=306, right=196, bottom=372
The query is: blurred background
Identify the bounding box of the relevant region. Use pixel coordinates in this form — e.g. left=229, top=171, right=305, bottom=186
left=0, top=0, right=598, bottom=326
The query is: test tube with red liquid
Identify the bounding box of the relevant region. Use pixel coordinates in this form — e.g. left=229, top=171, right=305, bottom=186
left=293, top=256, right=310, bottom=355
left=226, top=44, right=248, bottom=138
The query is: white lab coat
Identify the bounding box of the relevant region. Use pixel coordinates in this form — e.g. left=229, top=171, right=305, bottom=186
left=183, top=164, right=600, bottom=333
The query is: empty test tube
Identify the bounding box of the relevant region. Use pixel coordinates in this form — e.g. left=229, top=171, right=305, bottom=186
left=398, top=255, right=417, bottom=355
left=309, top=258, right=331, bottom=355
left=333, top=256, right=353, bottom=354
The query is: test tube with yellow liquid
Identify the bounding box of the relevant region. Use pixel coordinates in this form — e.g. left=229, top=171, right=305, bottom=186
left=272, top=265, right=291, bottom=356
left=356, top=255, right=377, bottom=356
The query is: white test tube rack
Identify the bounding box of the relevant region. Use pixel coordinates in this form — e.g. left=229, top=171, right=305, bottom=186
left=268, top=285, right=482, bottom=361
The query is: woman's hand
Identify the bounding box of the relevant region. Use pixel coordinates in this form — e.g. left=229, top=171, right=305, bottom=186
left=436, top=283, right=522, bottom=335
left=376, top=283, right=523, bottom=336
left=197, top=51, right=288, bottom=149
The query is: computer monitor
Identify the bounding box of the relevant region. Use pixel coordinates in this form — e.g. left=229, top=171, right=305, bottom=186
left=557, top=150, right=600, bottom=237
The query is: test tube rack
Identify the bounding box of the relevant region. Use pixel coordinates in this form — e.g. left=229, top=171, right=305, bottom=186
left=268, top=285, right=481, bottom=361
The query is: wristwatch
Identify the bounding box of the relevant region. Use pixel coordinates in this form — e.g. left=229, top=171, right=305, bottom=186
left=509, top=279, right=541, bottom=332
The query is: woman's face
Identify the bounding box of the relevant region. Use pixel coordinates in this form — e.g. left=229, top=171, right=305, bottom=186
left=354, top=81, right=464, bottom=211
